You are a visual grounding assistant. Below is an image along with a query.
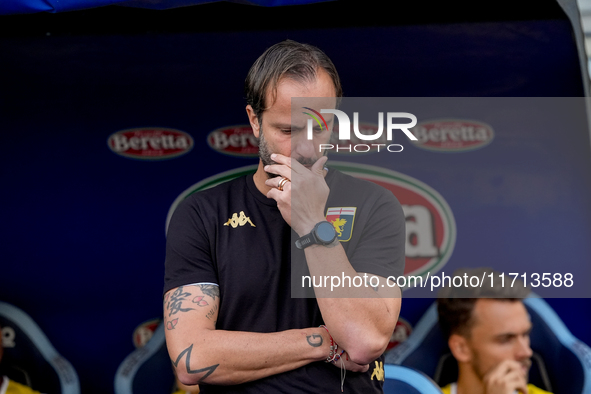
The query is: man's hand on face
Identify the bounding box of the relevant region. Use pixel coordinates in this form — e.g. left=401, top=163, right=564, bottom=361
left=264, top=153, right=329, bottom=236
left=483, top=360, right=529, bottom=394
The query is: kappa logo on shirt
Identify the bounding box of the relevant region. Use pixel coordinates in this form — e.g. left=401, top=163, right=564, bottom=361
left=224, top=211, right=256, bottom=228
left=370, top=361, right=385, bottom=381
left=326, top=207, right=357, bottom=242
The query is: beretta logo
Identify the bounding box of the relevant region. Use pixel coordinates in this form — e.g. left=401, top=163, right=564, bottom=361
left=107, top=128, right=193, bottom=160
left=410, top=119, right=494, bottom=152
left=207, top=125, right=259, bottom=157
left=165, top=162, right=456, bottom=281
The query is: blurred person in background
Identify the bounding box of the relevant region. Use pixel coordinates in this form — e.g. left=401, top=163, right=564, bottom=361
left=437, top=268, right=551, bottom=394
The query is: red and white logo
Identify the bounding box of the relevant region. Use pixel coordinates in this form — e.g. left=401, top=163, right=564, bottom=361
left=107, top=128, right=193, bottom=160
left=410, top=119, right=494, bottom=152
left=207, top=125, right=259, bottom=157
left=334, top=162, right=456, bottom=278
left=326, top=207, right=357, bottom=242
left=132, top=319, right=161, bottom=348
left=387, top=317, right=413, bottom=351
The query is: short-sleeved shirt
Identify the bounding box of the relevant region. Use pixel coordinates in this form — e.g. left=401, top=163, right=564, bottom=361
left=164, top=168, right=405, bottom=393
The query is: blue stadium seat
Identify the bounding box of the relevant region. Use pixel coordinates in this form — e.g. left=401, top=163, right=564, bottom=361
left=384, top=364, right=442, bottom=393
left=0, top=301, right=80, bottom=394
left=114, top=323, right=175, bottom=394
left=385, top=297, right=591, bottom=393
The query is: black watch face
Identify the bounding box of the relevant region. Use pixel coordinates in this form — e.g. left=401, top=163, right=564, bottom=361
left=316, top=222, right=336, bottom=243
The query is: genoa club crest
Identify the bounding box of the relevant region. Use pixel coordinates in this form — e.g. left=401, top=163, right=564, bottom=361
left=326, top=207, right=357, bottom=242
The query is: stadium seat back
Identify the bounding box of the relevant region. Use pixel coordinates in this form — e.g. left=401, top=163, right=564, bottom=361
left=114, top=323, right=175, bottom=394
left=383, top=364, right=443, bottom=394
left=0, top=301, right=80, bottom=394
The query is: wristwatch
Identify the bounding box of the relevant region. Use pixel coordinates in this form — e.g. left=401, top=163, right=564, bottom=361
left=295, top=221, right=339, bottom=249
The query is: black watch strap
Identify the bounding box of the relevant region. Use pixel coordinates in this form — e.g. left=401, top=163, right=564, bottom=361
left=295, top=221, right=338, bottom=249
left=295, top=233, right=316, bottom=249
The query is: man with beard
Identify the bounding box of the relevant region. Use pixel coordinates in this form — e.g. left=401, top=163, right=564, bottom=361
left=437, top=268, right=552, bottom=394
left=163, top=40, right=405, bottom=393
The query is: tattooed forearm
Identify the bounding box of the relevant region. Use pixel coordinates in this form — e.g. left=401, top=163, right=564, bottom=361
left=167, top=286, right=195, bottom=317
left=199, top=284, right=220, bottom=300
left=173, top=344, right=219, bottom=381
left=306, top=334, right=323, bottom=347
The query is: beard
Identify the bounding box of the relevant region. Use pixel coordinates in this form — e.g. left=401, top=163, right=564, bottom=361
left=257, top=128, right=280, bottom=179
left=257, top=127, right=329, bottom=178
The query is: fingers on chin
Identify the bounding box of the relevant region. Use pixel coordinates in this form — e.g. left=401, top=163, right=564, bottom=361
left=272, top=154, right=291, bottom=164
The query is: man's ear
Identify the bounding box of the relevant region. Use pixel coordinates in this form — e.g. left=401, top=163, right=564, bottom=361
left=448, top=334, right=471, bottom=363
left=246, top=105, right=260, bottom=138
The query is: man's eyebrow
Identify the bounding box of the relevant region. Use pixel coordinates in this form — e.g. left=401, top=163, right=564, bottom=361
left=494, top=326, right=533, bottom=339
left=270, top=122, right=306, bottom=132
left=495, top=332, right=517, bottom=339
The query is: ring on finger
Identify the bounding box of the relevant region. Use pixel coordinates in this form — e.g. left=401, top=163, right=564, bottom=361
left=278, top=177, right=290, bottom=191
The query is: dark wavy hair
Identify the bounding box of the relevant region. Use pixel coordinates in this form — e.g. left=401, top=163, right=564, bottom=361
left=437, top=267, right=530, bottom=340
left=245, top=39, right=342, bottom=122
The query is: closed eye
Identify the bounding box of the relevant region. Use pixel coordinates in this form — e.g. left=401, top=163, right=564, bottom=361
left=497, top=334, right=514, bottom=343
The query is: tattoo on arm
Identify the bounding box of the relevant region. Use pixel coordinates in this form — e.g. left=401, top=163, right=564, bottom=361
left=165, top=285, right=220, bottom=329
left=167, top=286, right=195, bottom=317
left=306, top=334, right=323, bottom=347
left=166, top=318, right=179, bottom=330
left=173, top=344, right=219, bottom=381
left=192, top=296, right=209, bottom=307
left=199, top=284, right=220, bottom=300
left=206, top=304, right=218, bottom=320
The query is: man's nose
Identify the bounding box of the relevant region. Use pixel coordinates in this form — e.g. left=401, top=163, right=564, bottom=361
left=515, top=335, right=533, bottom=359
left=291, top=134, right=316, bottom=158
